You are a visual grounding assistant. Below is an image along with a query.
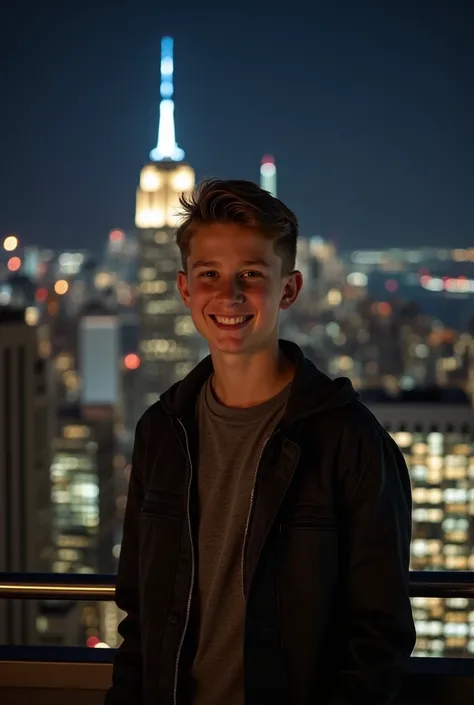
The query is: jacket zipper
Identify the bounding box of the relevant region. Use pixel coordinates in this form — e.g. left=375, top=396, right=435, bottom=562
left=241, top=431, right=275, bottom=603
left=173, top=419, right=195, bottom=705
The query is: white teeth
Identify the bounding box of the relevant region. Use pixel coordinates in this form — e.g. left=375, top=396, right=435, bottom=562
left=214, top=316, right=249, bottom=325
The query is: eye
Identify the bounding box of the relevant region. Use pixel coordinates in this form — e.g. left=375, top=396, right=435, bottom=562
left=242, top=271, right=263, bottom=278
left=199, top=270, right=217, bottom=277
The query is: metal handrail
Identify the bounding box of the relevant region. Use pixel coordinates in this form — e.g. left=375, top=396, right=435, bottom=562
left=0, top=573, right=115, bottom=601
left=0, top=570, right=473, bottom=601
left=409, top=570, right=474, bottom=598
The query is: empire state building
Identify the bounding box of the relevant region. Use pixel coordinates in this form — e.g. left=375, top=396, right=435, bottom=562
left=136, top=37, right=204, bottom=411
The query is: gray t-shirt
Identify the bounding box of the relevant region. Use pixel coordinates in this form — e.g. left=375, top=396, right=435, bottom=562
left=191, top=376, right=291, bottom=705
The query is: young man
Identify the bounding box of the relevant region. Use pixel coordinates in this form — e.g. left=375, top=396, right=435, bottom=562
left=106, top=179, right=416, bottom=705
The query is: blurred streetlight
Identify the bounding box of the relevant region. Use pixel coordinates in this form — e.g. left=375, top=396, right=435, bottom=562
left=3, top=235, right=18, bottom=251
left=7, top=256, right=21, bottom=272
left=54, top=280, right=69, bottom=295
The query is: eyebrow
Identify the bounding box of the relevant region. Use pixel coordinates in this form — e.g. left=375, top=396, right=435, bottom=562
left=191, top=258, right=271, bottom=270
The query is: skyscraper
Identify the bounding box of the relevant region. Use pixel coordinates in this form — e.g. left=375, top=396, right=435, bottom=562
left=0, top=308, right=52, bottom=644
left=363, top=388, right=474, bottom=657
left=136, top=36, right=204, bottom=410
left=78, top=301, right=119, bottom=574
left=260, top=155, right=277, bottom=197
left=79, top=302, right=119, bottom=407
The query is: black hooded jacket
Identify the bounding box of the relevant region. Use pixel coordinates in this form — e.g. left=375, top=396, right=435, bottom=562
left=105, top=339, right=416, bottom=705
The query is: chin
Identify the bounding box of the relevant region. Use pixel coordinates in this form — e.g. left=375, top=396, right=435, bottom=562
left=211, top=340, right=250, bottom=355
left=212, top=334, right=276, bottom=357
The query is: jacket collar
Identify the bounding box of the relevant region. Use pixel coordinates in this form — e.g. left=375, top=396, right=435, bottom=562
left=160, top=339, right=358, bottom=429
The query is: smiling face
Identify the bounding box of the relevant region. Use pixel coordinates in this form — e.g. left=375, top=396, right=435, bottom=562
left=177, top=222, right=303, bottom=356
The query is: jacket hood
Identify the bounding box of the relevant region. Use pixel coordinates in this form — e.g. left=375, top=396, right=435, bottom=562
left=160, top=339, right=359, bottom=429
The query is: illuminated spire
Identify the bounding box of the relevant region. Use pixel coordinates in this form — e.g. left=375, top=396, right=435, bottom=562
left=150, top=37, right=185, bottom=162
left=260, top=155, right=277, bottom=196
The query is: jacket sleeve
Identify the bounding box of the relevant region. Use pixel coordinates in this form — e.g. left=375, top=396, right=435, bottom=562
left=327, top=425, right=416, bottom=705
left=105, top=416, right=147, bottom=705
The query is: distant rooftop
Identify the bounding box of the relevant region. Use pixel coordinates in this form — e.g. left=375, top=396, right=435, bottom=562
left=57, top=403, right=82, bottom=420
left=80, top=300, right=116, bottom=317
left=0, top=307, right=25, bottom=325
left=359, top=386, right=471, bottom=405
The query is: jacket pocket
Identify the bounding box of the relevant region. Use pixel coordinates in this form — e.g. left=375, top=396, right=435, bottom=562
left=282, top=514, right=336, bottom=530
left=280, top=503, right=337, bottom=531
left=140, top=490, right=182, bottom=519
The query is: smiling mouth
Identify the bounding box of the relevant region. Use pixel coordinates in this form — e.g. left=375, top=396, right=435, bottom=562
left=209, top=314, right=254, bottom=329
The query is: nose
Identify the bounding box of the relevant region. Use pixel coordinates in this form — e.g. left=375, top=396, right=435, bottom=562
left=216, top=275, right=245, bottom=304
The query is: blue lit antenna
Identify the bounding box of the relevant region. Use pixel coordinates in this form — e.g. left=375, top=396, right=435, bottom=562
left=150, top=37, right=185, bottom=162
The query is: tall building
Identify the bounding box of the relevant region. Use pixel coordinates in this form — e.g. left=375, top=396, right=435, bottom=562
left=136, top=36, right=204, bottom=410
left=0, top=308, right=52, bottom=644
left=40, top=299, right=120, bottom=646
left=42, top=404, right=113, bottom=647
left=103, top=229, right=138, bottom=287
left=260, top=155, right=277, bottom=196
left=50, top=407, right=102, bottom=575
left=78, top=302, right=119, bottom=574
left=363, top=388, right=474, bottom=657
left=79, top=302, right=119, bottom=407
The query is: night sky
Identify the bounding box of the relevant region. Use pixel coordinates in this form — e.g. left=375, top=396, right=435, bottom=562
left=0, top=0, right=472, bottom=254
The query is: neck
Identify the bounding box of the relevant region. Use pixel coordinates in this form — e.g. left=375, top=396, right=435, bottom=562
left=210, top=342, right=295, bottom=408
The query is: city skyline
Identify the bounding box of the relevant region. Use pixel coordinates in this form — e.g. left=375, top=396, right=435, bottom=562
left=1, top=17, right=474, bottom=655
left=1, top=0, right=473, bottom=254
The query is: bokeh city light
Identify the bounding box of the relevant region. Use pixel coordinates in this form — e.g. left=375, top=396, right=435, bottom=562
left=3, top=235, right=18, bottom=251
left=54, top=279, right=69, bottom=295
left=7, top=256, right=21, bottom=271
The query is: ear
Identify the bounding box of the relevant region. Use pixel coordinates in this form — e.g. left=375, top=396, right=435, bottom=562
left=177, top=270, right=191, bottom=309
left=280, top=270, right=304, bottom=310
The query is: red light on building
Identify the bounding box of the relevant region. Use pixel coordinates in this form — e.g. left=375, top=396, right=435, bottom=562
left=35, top=287, right=48, bottom=302
left=261, top=154, right=274, bottom=165
left=385, top=279, right=399, bottom=293
left=378, top=302, right=392, bottom=316
left=86, top=636, right=100, bottom=648
left=109, top=229, right=124, bottom=242
left=7, top=256, right=21, bottom=272
left=124, top=353, right=140, bottom=370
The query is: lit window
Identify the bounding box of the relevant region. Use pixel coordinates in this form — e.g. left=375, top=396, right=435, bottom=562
left=175, top=315, right=195, bottom=336
left=140, top=167, right=161, bottom=192
left=454, top=444, right=471, bottom=455
left=327, top=289, right=342, bottom=306
left=172, top=168, right=194, bottom=192
left=139, top=267, right=156, bottom=281
left=412, top=443, right=428, bottom=454
left=444, top=488, right=468, bottom=503
left=394, top=431, right=412, bottom=448
left=426, top=488, right=443, bottom=504
left=154, top=231, right=169, bottom=244
left=140, top=280, right=168, bottom=295
left=73, top=482, right=99, bottom=500
left=25, top=306, right=39, bottom=326
left=411, top=465, right=427, bottom=481
left=63, top=425, right=90, bottom=440
left=427, top=456, right=443, bottom=470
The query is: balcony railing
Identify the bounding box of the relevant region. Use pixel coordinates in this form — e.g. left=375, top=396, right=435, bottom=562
left=1, top=571, right=474, bottom=705
left=0, top=572, right=116, bottom=601
left=1, top=569, right=474, bottom=601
